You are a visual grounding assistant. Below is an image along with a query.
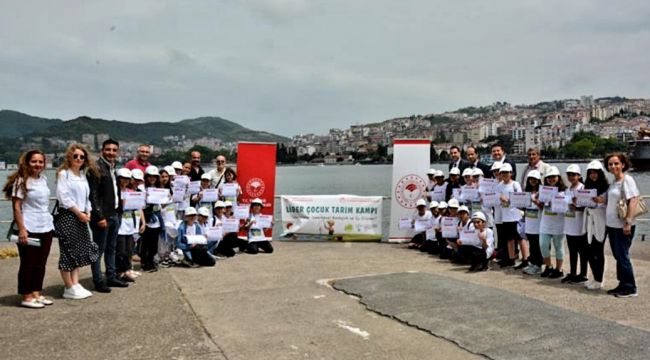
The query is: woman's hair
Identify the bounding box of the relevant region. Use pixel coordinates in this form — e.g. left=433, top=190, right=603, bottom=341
left=524, top=176, right=540, bottom=193
left=543, top=175, right=567, bottom=191
left=224, top=167, right=237, bottom=181
left=144, top=174, right=161, bottom=188
left=604, top=152, right=632, bottom=172
left=2, top=150, right=45, bottom=199
left=159, top=169, right=172, bottom=189
left=57, top=144, right=100, bottom=178
left=584, top=168, right=610, bottom=195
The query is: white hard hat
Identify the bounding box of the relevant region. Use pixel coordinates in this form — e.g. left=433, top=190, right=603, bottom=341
left=214, top=201, right=226, bottom=208
left=427, top=168, right=436, bottom=175
left=131, top=169, right=144, bottom=181
left=490, top=161, right=503, bottom=171
left=416, top=199, right=427, bottom=207
left=116, top=168, right=132, bottom=179
left=499, top=163, right=513, bottom=173
left=461, top=168, right=473, bottom=176
left=251, top=198, right=264, bottom=206
left=545, top=166, right=561, bottom=178
left=566, top=164, right=581, bottom=175
left=448, top=199, right=460, bottom=208
left=429, top=201, right=439, bottom=209
left=201, top=173, right=211, bottom=181
left=163, top=166, right=176, bottom=175
left=527, top=170, right=541, bottom=180
left=184, top=207, right=197, bottom=216
left=472, top=211, right=487, bottom=222
left=450, top=167, right=461, bottom=176
left=458, top=205, right=470, bottom=213
left=224, top=200, right=233, bottom=207
left=198, top=207, right=210, bottom=217
left=145, top=165, right=159, bottom=176
left=171, top=161, right=183, bottom=170
left=434, top=170, right=445, bottom=178
left=472, top=168, right=484, bottom=177
left=438, top=201, right=448, bottom=209
left=587, top=160, right=604, bottom=171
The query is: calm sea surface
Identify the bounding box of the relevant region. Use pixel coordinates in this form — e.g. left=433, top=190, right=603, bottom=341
left=2, top=163, right=649, bottom=254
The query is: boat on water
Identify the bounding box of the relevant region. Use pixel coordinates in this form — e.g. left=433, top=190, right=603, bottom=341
left=630, top=126, right=650, bottom=171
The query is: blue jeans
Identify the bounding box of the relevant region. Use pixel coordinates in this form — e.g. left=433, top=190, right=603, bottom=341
left=607, top=226, right=636, bottom=292
left=540, top=233, right=564, bottom=260
left=91, top=214, right=121, bottom=283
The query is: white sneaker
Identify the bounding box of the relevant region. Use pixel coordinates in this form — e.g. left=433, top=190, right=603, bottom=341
left=74, top=284, right=93, bottom=298
left=586, top=281, right=603, bottom=290
left=523, top=264, right=541, bottom=275
left=63, top=286, right=86, bottom=300
left=21, top=299, right=45, bottom=309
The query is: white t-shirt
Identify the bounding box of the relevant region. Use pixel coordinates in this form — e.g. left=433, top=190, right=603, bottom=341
left=472, top=228, right=495, bottom=258
left=412, top=211, right=433, bottom=234
left=524, top=205, right=541, bottom=235
left=119, top=210, right=138, bottom=235
left=540, top=191, right=565, bottom=235
left=606, top=174, right=640, bottom=228
left=564, top=183, right=586, bottom=236
left=498, top=181, right=522, bottom=222
left=12, top=175, right=54, bottom=233
left=57, top=169, right=92, bottom=212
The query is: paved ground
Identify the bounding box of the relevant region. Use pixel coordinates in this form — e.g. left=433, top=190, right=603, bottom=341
left=1, top=240, right=649, bottom=360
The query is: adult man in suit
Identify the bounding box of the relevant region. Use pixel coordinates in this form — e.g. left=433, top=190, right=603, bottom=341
left=520, top=147, right=552, bottom=188
left=465, top=146, right=492, bottom=178
left=491, top=143, right=517, bottom=181
left=448, top=145, right=471, bottom=185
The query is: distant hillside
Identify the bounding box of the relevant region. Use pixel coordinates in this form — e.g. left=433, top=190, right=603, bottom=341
left=0, top=110, right=288, bottom=144
left=0, top=110, right=62, bottom=137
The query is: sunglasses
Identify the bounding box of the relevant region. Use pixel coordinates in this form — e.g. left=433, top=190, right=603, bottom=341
left=73, top=154, right=85, bottom=160
left=216, top=160, right=225, bottom=164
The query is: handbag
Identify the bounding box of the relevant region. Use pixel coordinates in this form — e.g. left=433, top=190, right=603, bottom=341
left=617, top=176, right=648, bottom=220
left=51, top=200, right=61, bottom=223
left=6, top=220, right=18, bottom=241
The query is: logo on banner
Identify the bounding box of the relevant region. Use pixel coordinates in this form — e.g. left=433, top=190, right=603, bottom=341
left=245, top=177, right=266, bottom=198
left=395, top=174, right=427, bottom=208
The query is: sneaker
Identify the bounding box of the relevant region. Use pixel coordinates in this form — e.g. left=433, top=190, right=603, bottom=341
left=74, top=284, right=93, bottom=298
left=513, top=261, right=529, bottom=270
left=586, top=281, right=603, bottom=290
left=21, top=298, right=45, bottom=309
left=561, top=274, right=576, bottom=283
left=93, top=282, right=112, bottom=293
left=549, top=269, right=564, bottom=279
left=540, top=266, right=554, bottom=278
left=63, top=286, right=86, bottom=300
left=572, top=275, right=589, bottom=284
left=607, top=285, right=624, bottom=295
left=499, top=259, right=515, bottom=268
left=37, top=296, right=54, bottom=305
left=524, top=264, right=542, bottom=275
left=615, top=289, right=638, bottom=298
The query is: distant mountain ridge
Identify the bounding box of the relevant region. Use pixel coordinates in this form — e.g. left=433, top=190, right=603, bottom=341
left=0, top=110, right=288, bottom=144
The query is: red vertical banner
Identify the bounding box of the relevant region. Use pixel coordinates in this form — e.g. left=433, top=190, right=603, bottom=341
left=236, top=142, right=277, bottom=239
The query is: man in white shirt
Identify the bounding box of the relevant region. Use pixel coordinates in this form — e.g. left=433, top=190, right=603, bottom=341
left=208, top=155, right=228, bottom=188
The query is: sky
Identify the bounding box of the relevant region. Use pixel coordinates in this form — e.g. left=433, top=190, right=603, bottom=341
left=1, top=0, right=648, bottom=137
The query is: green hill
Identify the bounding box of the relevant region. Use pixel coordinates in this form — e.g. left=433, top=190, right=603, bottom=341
left=0, top=110, right=62, bottom=137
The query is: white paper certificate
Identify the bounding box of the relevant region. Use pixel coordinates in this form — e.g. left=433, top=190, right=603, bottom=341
left=172, top=175, right=190, bottom=186
left=256, top=215, right=273, bottom=229
left=172, top=186, right=186, bottom=202
left=185, top=234, right=207, bottom=245
left=441, top=217, right=458, bottom=238
left=451, top=188, right=461, bottom=200
left=206, top=226, right=223, bottom=242
left=479, top=178, right=497, bottom=193
left=221, top=183, right=238, bottom=198
left=481, top=192, right=500, bottom=208
left=398, top=217, right=412, bottom=230
left=222, top=218, right=240, bottom=233
left=461, top=187, right=479, bottom=202
left=234, top=205, right=250, bottom=219
left=248, top=228, right=266, bottom=242
left=430, top=188, right=446, bottom=202
left=414, top=219, right=432, bottom=232
left=187, top=181, right=201, bottom=195
left=509, top=192, right=531, bottom=208
left=575, top=189, right=597, bottom=208
left=550, top=195, right=569, bottom=213
left=122, top=191, right=146, bottom=210
left=201, top=189, right=219, bottom=203
left=459, top=228, right=481, bottom=247
left=146, top=188, right=170, bottom=204
left=538, top=186, right=558, bottom=203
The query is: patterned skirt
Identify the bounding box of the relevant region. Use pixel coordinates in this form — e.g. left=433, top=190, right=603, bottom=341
left=55, top=208, right=99, bottom=271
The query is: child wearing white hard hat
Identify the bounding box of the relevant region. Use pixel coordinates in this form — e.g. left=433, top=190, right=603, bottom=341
left=522, top=170, right=544, bottom=275
left=140, top=166, right=164, bottom=272
left=242, top=198, right=274, bottom=255
left=538, top=166, right=567, bottom=279
left=176, top=207, right=215, bottom=267
left=562, top=164, right=589, bottom=285
left=116, top=168, right=142, bottom=282
left=497, top=161, right=526, bottom=269
left=581, top=160, right=609, bottom=290
left=457, top=211, right=494, bottom=272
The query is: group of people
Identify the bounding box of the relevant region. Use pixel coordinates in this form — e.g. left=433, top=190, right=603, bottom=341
left=4, top=141, right=273, bottom=309
left=407, top=144, right=641, bottom=298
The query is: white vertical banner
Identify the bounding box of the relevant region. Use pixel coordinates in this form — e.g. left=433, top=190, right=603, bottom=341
left=389, top=139, right=431, bottom=242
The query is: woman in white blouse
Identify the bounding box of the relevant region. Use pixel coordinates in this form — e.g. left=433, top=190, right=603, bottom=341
left=55, top=144, right=100, bottom=300
left=2, top=150, right=54, bottom=309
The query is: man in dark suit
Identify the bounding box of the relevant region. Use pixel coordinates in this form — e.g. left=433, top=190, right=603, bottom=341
left=465, top=146, right=492, bottom=178
left=448, top=145, right=471, bottom=174
left=491, top=143, right=517, bottom=182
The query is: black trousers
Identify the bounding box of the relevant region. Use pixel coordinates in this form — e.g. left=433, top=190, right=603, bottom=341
left=566, top=234, right=589, bottom=276
left=213, top=235, right=237, bottom=257
left=246, top=241, right=274, bottom=254
left=458, top=245, right=488, bottom=268
left=190, top=247, right=216, bottom=267
left=410, top=232, right=425, bottom=245
left=116, top=235, right=134, bottom=273
left=17, top=231, right=53, bottom=295
left=526, top=233, right=543, bottom=267
left=140, top=227, right=161, bottom=270
left=587, top=237, right=606, bottom=282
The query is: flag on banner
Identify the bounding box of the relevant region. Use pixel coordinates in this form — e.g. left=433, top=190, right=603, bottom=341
left=237, top=142, right=277, bottom=239
left=389, top=139, right=431, bottom=242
